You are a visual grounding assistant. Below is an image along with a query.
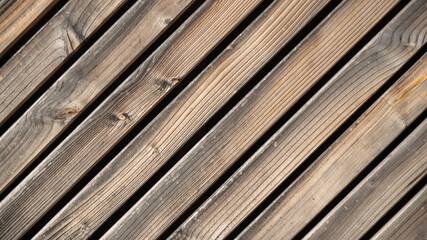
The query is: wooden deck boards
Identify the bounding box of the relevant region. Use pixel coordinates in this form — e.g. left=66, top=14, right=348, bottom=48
left=0, top=0, right=425, bottom=239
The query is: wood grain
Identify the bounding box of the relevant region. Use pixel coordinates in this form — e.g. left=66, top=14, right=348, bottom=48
left=239, top=51, right=427, bottom=239
left=0, top=0, right=195, bottom=194
left=101, top=0, right=416, bottom=239
left=0, top=0, right=127, bottom=125
left=0, top=0, right=58, bottom=57
left=305, top=119, right=427, bottom=239
left=33, top=0, right=331, bottom=239
left=373, top=186, right=427, bottom=240
left=0, top=0, right=265, bottom=239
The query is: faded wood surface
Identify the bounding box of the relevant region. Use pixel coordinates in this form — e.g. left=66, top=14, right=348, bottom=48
left=0, top=0, right=265, bottom=238
left=0, top=0, right=58, bottom=57
left=239, top=53, right=427, bottom=240
left=101, top=0, right=414, bottom=239
left=305, top=119, right=427, bottom=239
left=0, top=0, right=127, bottom=125
left=168, top=2, right=427, bottom=239
left=33, top=0, right=331, bottom=238
left=373, top=186, right=427, bottom=240
left=0, top=0, right=195, bottom=194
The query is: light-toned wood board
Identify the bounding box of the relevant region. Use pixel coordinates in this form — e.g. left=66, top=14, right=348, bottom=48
left=305, top=119, right=427, bottom=239
left=168, top=2, right=427, bottom=239
left=33, top=0, right=331, bottom=239
left=239, top=54, right=427, bottom=240
left=0, top=0, right=127, bottom=125
left=0, top=0, right=196, bottom=194
left=0, top=0, right=265, bottom=238
left=373, top=186, right=427, bottom=240
left=0, top=0, right=58, bottom=57
left=101, top=0, right=412, bottom=239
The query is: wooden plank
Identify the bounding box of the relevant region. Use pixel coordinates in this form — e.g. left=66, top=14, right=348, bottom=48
left=305, top=119, right=427, bottom=239
left=0, top=0, right=265, bottom=239
left=0, top=0, right=58, bottom=57
left=33, top=0, right=332, bottom=239
left=0, top=0, right=197, bottom=193
left=0, top=0, right=127, bottom=125
left=101, top=0, right=413, bottom=239
left=168, top=2, right=427, bottom=239
left=239, top=52, right=427, bottom=239
left=373, top=186, right=427, bottom=240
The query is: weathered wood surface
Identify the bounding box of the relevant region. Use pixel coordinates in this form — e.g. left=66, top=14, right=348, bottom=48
left=373, top=186, right=427, bottom=240
left=33, top=0, right=331, bottom=239
left=305, top=119, right=427, bottom=239
left=168, top=1, right=427, bottom=239
left=101, top=0, right=415, bottom=239
left=0, top=0, right=265, bottom=238
left=0, top=0, right=196, bottom=194
left=0, top=0, right=127, bottom=125
left=239, top=52, right=427, bottom=240
left=0, top=0, right=58, bottom=57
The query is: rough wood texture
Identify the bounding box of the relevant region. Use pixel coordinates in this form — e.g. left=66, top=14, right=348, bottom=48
left=239, top=53, right=427, bottom=240
left=0, top=0, right=195, bottom=194
left=0, top=0, right=58, bottom=57
left=373, top=186, right=427, bottom=240
left=169, top=2, right=427, bottom=239
left=305, top=119, right=427, bottom=239
left=102, top=0, right=413, bottom=239
left=0, top=0, right=127, bottom=125
left=0, top=0, right=265, bottom=238
left=33, top=0, right=330, bottom=239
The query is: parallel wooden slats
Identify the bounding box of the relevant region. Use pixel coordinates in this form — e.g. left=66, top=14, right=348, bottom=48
left=239, top=53, right=427, bottom=239
left=168, top=2, right=427, bottom=239
left=0, top=0, right=127, bottom=125
left=0, top=0, right=58, bottom=57
left=101, top=0, right=413, bottom=239
left=305, top=119, right=426, bottom=239
left=33, top=0, right=331, bottom=239
left=0, top=0, right=196, bottom=193
left=0, top=0, right=265, bottom=238
left=373, top=186, right=427, bottom=240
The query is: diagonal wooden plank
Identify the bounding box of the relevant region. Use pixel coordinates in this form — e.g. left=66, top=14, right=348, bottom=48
left=373, top=186, right=427, bottom=240
left=0, top=0, right=58, bottom=57
left=33, top=0, right=332, bottom=239
left=239, top=52, right=427, bottom=239
left=168, top=2, right=427, bottom=239
left=0, top=0, right=265, bottom=238
left=0, top=0, right=197, bottom=193
left=0, top=0, right=128, bottom=125
left=305, top=119, right=427, bottom=239
left=101, top=0, right=414, bottom=239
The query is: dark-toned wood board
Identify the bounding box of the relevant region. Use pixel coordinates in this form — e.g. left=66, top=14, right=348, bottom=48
left=0, top=0, right=196, bottom=194
left=168, top=2, right=427, bottom=239
left=239, top=52, right=427, bottom=239
left=305, top=119, right=426, bottom=239
left=0, top=0, right=127, bottom=125
left=0, top=0, right=265, bottom=238
left=373, top=186, right=427, bottom=240
left=33, top=0, right=331, bottom=239
left=100, top=0, right=413, bottom=239
left=0, top=0, right=58, bottom=57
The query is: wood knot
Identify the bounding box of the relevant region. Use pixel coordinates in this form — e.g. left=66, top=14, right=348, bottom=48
left=118, top=113, right=131, bottom=121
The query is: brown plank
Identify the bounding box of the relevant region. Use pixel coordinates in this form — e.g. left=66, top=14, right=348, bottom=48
left=0, top=0, right=265, bottom=238
left=33, top=0, right=332, bottom=239
left=0, top=0, right=127, bottom=125
left=0, top=0, right=196, bottom=193
left=168, top=2, right=427, bottom=239
left=305, top=119, right=427, bottom=239
left=0, top=0, right=58, bottom=57
left=101, top=0, right=412, bottom=239
left=239, top=50, right=427, bottom=240
left=373, top=186, right=427, bottom=240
